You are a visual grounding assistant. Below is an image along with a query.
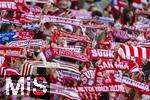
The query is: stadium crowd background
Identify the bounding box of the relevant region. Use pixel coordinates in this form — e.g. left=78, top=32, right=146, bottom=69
left=0, top=0, right=149, bottom=100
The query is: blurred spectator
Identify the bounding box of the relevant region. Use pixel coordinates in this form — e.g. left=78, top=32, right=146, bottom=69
left=122, top=6, right=134, bottom=25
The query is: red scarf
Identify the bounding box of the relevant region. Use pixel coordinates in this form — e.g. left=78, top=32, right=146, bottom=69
left=53, top=30, right=91, bottom=43
left=88, top=49, right=115, bottom=60
left=17, top=30, right=35, bottom=40
left=42, top=46, right=55, bottom=61
left=54, top=47, right=88, bottom=62
left=0, top=0, right=29, bottom=12
left=0, top=46, right=25, bottom=58
left=97, top=59, right=138, bottom=72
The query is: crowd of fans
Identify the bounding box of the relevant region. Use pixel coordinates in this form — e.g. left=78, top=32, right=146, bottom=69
left=0, top=0, right=149, bottom=100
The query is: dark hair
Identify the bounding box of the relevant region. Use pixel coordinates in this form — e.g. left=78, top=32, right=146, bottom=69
left=123, top=7, right=133, bottom=16
left=91, top=10, right=102, bottom=17
left=114, top=12, right=121, bottom=22
left=127, top=0, right=133, bottom=5
left=123, top=6, right=133, bottom=24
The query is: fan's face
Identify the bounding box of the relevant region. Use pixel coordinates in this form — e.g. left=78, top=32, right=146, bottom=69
left=59, top=0, right=70, bottom=9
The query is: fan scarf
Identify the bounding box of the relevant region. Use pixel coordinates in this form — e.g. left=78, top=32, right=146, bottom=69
left=0, top=1, right=17, bottom=11
left=71, top=10, right=92, bottom=19
left=21, top=13, right=41, bottom=21
left=53, top=30, right=90, bottom=43
left=89, top=49, right=115, bottom=60
left=0, top=17, right=21, bottom=25
left=97, top=17, right=114, bottom=23
left=124, top=25, right=149, bottom=33
left=71, top=84, right=125, bottom=93
left=21, top=61, right=60, bottom=75
left=42, top=46, right=55, bottom=61
left=0, top=66, right=20, bottom=78
left=42, top=15, right=81, bottom=25
left=56, top=46, right=81, bottom=53
left=0, top=18, right=13, bottom=24
left=53, top=59, right=80, bottom=73
left=15, top=0, right=24, bottom=4
left=97, top=59, right=138, bottom=72
left=0, top=31, right=35, bottom=43
left=8, top=39, right=45, bottom=49
left=81, top=68, right=95, bottom=86
left=50, top=83, right=80, bottom=100
left=54, top=47, right=88, bottom=62
left=0, top=82, right=127, bottom=99
left=17, top=30, right=35, bottom=40
left=58, top=69, right=81, bottom=81
left=117, top=44, right=150, bottom=60
left=28, top=5, right=42, bottom=14
left=0, top=0, right=29, bottom=12
left=0, top=46, right=25, bottom=58
left=70, top=84, right=126, bottom=99
left=114, top=74, right=150, bottom=93
left=139, top=42, right=150, bottom=48
left=26, top=0, right=50, bottom=3
left=21, top=61, right=80, bottom=76
left=81, top=68, right=149, bottom=94
left=32, top=15, right=107, bottom=29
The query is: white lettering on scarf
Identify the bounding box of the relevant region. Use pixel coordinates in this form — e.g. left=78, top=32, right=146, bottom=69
left=0, top=2, right=16, bottom=10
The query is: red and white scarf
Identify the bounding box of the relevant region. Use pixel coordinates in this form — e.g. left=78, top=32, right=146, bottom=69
left=81, top=68, right=96, bottom=86
left=53, top=30, right=90, bottom=43
left=0, top=1, right=18, bottom=11
left=54, top=47, right=88, bottom=62
left=21, top=60, right=80, bottom=76
left=0, top=17, right=22, bottom=25
left=139, top=42, right=150, bottom=48
left=21, top=13, right=41, bottom=21
left=114, top=74, right=150, bottom=93
left=71, top=84, right=126, bottom=99
left=17, top=30, right=35, bottom=40
left=53, top=59, right=80, bottom=73
left=97, top=59, right=138, bottom=72
left=89, top=49, right=115, bottom=60
left=26, top=0, right=50, bottom=3
left=15, top=0, right=24, bottom=4
left=28, top=5, right=42, bottom=14
left=0, top=46, right=25, bottom=58
left=71, top=84, right=125, bottom=93
left=58, top=69, right=81, bottom=81
left=50, top=83, right=81, bottom=100
left=42, top=15, right=81, bottom=25
left=0, top=66, right=20, bottom=78
left=117, top=44, right=150, bottom=60
left=71, top=10, right=92, bottom=19
left=0, top=0, right=29, bottom=12
left=8, top=39, right=45, bottom=50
